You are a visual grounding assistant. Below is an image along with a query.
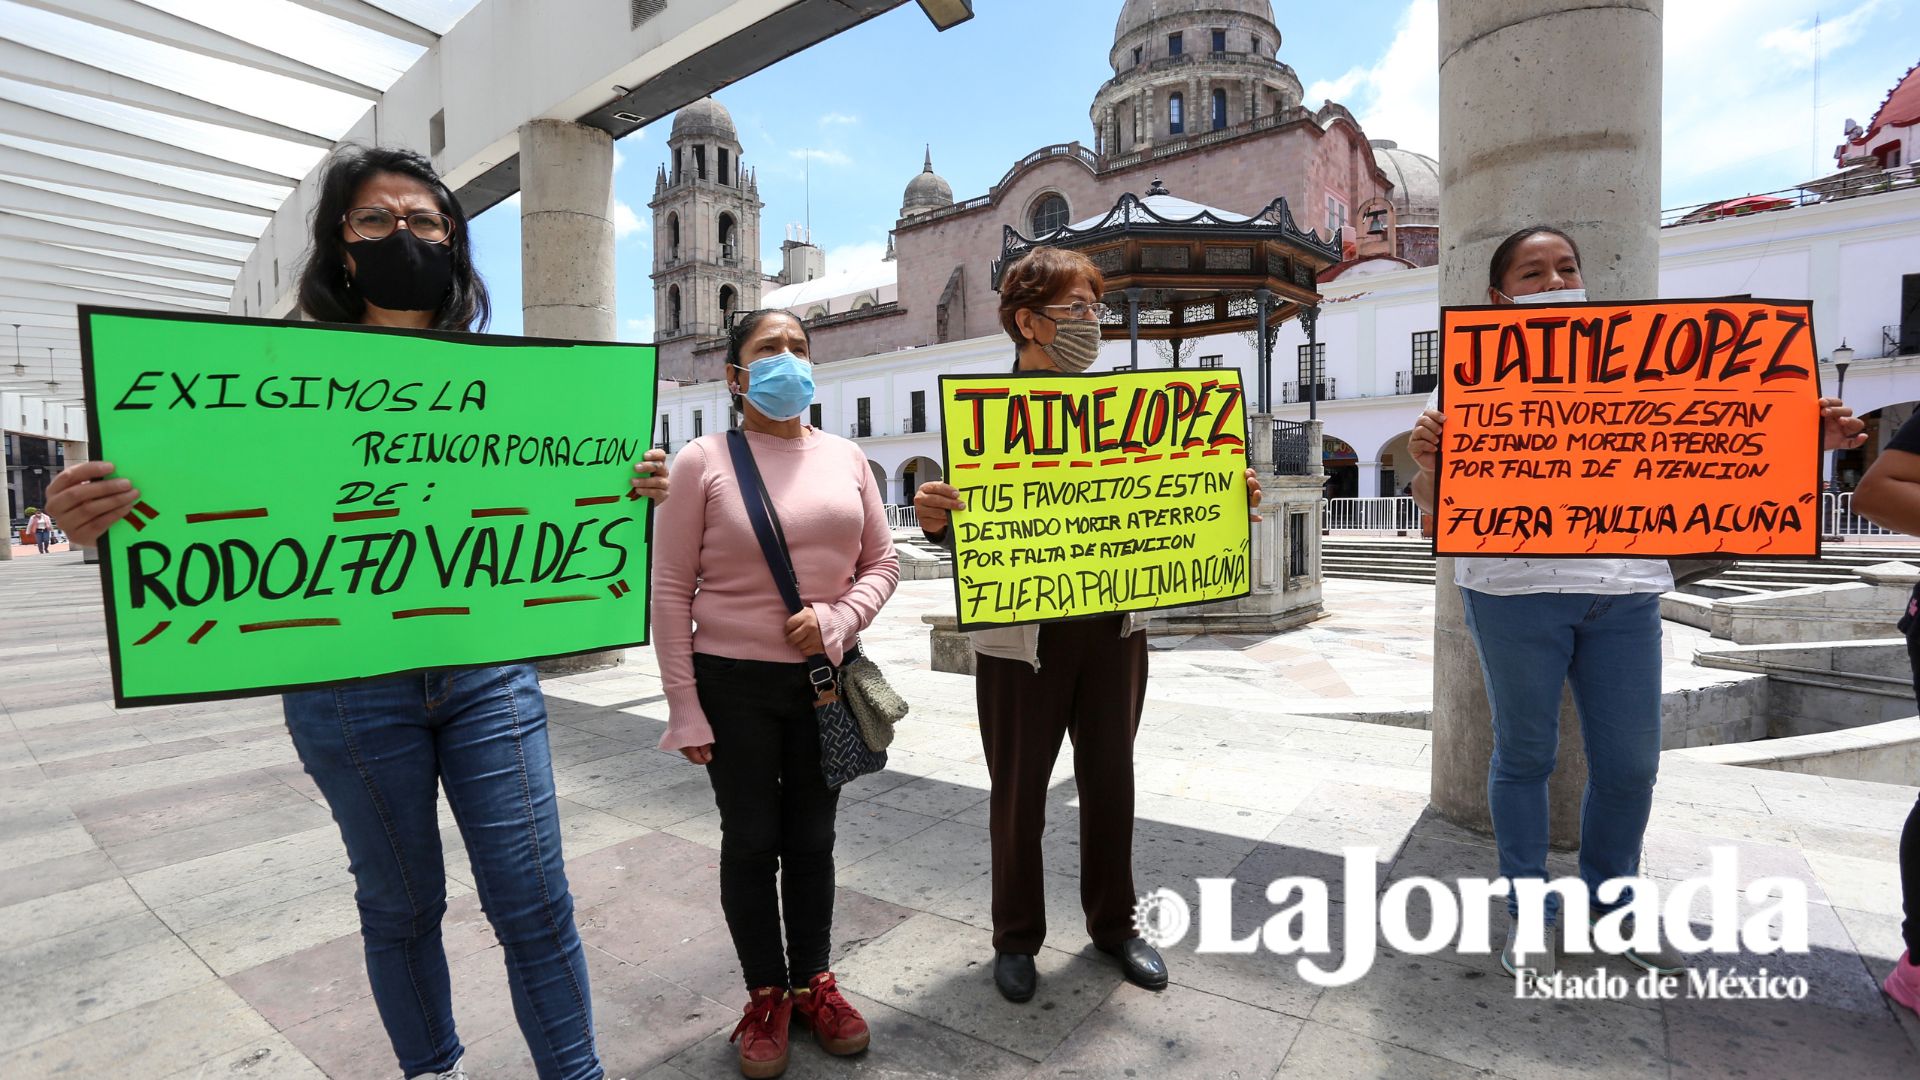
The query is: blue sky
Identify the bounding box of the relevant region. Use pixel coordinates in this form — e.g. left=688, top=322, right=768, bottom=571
left=468, top=0, right=1915, bottom=341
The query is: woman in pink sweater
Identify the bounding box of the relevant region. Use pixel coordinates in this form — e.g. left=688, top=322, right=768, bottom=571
left=651, top=308, right=898, bottom=1079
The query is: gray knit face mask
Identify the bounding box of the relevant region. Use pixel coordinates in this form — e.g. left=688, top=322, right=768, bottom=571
left=1038, top=316, right=1102, bottom=372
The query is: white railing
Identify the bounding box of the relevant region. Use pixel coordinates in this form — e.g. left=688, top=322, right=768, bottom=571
left=884, top=504, right=919, bottom=529
left=1324, top=496, right=1425, bottom=532
left=1320, top=493, right=1901, bottom=540
left=1823, top=492, right=1895, bottom=539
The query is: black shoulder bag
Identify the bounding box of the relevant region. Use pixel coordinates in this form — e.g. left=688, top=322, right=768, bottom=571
left=724, top=430, right=887, bottom=788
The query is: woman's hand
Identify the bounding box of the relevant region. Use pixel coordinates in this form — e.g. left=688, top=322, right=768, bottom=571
left=1820, top=397, right=1867, bottom=451
left=785, top=607, right=824, bottom=655
left=913, top=481, right=965, bottom=535
left=1245, top=467, right=1264, bottom=522
left=680, top=744, right=713, bottom=764
left=631, top=449, right=670, bottom=502
left=1409, top=408, right=1445, bottom=475
left=45, top=461, right=139, bottom=547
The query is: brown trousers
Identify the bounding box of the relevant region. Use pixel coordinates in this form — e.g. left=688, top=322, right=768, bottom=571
left=974, top=615, right=1150, bottom=954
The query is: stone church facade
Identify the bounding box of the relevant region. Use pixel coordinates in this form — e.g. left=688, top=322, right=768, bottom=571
left=652, top=0, right=1439, bottom=384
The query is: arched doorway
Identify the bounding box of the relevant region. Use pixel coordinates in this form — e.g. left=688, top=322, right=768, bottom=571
left=1322, top=435, right=1359, bottom=499
left=897, top=456, right=944, bottom=505
left=1834, top=401, right=1919, bottom=493
left=1376, top=430, right=1414, bottom=497
left=867, top=460, right=889, bottom=502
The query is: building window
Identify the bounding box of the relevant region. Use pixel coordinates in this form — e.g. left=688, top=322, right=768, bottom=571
left=657, top=413, right=669, bottom=450
left=1168, top=31, right=1182, bottom=56
left=719, top=213, right=737, bottom=261
left=1168, top=92, right=1184, bottom=135
left=1132, top=45, right=1142, bottom=67
left=910, top=389, right=926, bottom=433
left=1325, top=194, right=1348, bottom=237
left=1199, top=354, right=1223, bottom=369
left=1211, top=28, right=1226, bottom=52
left=809, top=403, right=823, bottom=429
left=1030, top=193, right=1069, bottom=234
left=718, top=147, right=730, bottom=186
left=694, top=145, right=706, bottom=180
left=1252, top=36, right=1262, bottom=56
left=673, top=147, right=682, bottom=183
left=1288, top=511, right=1309, bottom=579
left=668, top=213, right=680, bottom=260
left=1212, top=88, right=1227, bottom=130
left=1298, top=342, right=1326, bottom=392
left=693, top=409, right=704, bottom=437
left=719, top=285, right=736, bottom=326
left=668, top=285, right=681, bottom=332
left=1410, top=330, right=1438, bottom=394
left=856, top=397, right=872, bottom=438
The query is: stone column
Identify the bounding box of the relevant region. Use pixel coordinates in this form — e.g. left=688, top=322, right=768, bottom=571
left=61, top=440, right=99, bottom=563
left=1356, top=460, right=1381, bottom=500
left=1431, top=0, right=1663, bottom=845
left=521, top=119, right=617, bottom=341
left=520, top=118, right=621, bottom=674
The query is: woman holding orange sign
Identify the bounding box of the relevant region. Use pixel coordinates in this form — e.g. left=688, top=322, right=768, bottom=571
left=1408, top=226, right=1866, bottom=983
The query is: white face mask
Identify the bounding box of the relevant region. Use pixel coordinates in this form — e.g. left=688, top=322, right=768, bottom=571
left=1501, top=287, right=1588, bottom=305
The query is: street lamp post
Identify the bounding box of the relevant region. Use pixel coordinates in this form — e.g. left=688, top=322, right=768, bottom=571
left=1824, top=340, right=1855, bottom=538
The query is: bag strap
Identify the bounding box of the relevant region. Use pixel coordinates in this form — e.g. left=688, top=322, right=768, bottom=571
left=725, top=430, right=837, bottom=698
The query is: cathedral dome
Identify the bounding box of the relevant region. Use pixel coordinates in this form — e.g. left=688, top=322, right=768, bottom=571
left=1370, top=139, right=1438, bottom=225
left=671, top=97, right=737, bottom=142
left=1114, top=0, right=1276, bottom=42
left=901, top=147, right=954, bottom=218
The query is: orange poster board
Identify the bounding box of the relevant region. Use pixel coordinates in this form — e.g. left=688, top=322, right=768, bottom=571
left=1434, top=298, right=1824, bottom=559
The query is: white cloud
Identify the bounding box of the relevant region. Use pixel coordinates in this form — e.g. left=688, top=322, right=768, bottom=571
left=613, top=146, right=626, bottom=173
left=822, top=240, right=891, bottom=280
left=1304, top=0, right=1437, bottom=157
left=499, top=192, right=521, bottom=209
left=1661, top=0, right=1905, bottom=202
left=622, top=316, right=656, bottom=342
left=788, top=147, right=852, bottom=167
left=613, top=199, right=647, bottom=239
left=1758, top=0, right=1889, bottom=68
left=819, top=112, right=859, bottom=127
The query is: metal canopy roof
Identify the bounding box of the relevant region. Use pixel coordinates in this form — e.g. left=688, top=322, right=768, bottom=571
left=0, top=0, right=482, bottom=416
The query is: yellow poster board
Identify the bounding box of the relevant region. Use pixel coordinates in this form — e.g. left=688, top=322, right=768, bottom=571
left=939, top=369, right=1252, bottom=631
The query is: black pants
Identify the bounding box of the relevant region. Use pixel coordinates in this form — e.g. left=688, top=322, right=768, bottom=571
left=975, top=616, right=1150, bottom=954
left=695, top=653, right=841, bottom=990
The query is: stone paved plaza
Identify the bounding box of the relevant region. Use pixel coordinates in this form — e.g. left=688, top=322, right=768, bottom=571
left=3, top=549, right=1919, bottom=1078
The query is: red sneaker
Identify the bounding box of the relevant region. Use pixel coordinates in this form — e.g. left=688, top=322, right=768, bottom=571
left=1886, top=950, right=1920, bottom=1017
left=790, top=971, right=870, bottom=1056
left=729, top=987, right=791, bottom=1078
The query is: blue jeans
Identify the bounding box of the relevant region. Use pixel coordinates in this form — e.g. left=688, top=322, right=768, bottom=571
left=1459, top=589, right=1663, bottom=921
left=283, top=665, right=601, bottom=1080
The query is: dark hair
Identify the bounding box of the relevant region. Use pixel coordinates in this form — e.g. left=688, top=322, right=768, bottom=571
left=724, top=309, right=813, bottom=410
left=998, top=247, right=1106, bottom=347
left=296, top=145, right=490, bottom=332
left=1487, top=226, right=1582, bottom=292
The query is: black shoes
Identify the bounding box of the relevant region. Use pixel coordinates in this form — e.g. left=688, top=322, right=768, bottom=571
left=1098, top=938, right=1169, bottom=990
left=993, top=951, right=1037, bottom=1003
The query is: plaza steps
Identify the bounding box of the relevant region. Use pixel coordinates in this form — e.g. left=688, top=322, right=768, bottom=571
left=1322, top=537, right=1920, bottom=592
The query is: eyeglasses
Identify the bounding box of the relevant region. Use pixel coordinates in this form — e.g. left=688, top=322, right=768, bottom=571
left=1040, top=301, right=1111, bottom=321
left=343, top=207, right=455, bottom=244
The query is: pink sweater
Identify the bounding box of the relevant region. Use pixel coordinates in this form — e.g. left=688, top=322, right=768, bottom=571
left=652, top=429, right=900, bottom=750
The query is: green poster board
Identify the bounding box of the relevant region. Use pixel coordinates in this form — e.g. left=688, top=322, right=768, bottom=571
left=80, top=308, right=657, bottom=707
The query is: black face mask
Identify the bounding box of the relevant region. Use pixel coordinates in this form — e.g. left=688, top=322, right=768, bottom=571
left=346, top=231, right=454, bottom=312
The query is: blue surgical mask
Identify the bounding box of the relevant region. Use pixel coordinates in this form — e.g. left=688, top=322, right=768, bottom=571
left=734, top=352, right=815, bottom=421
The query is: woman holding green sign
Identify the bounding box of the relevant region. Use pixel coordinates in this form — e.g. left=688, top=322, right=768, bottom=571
left=913, top=246, right=1263, bottom=1005
left=45, top=146, right=668, bottom=1080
